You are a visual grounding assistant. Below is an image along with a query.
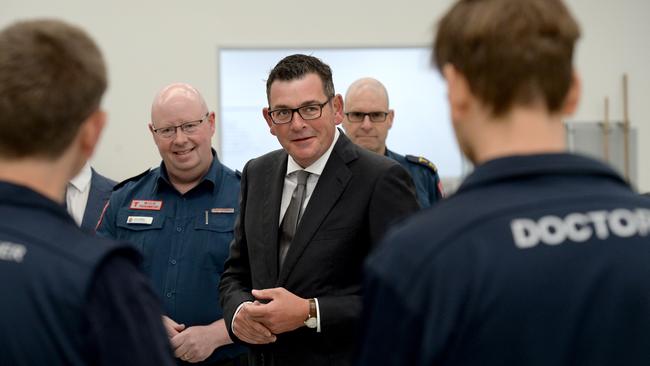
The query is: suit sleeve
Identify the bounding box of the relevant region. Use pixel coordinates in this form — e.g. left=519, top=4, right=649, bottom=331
left=219, top=162, right=255, bottom=342
left=318, top=163, right=419, bottom=332
left=368, top=163, right=420, bottom=245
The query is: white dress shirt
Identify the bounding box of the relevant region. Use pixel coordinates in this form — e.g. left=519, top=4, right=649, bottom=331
left=66, top=162, right=92, bottom=227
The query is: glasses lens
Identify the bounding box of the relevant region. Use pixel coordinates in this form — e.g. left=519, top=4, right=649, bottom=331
left=181, top=121, right=201, bottom=134
left=369, top=112, right=387, bottom=122
left=158, top=127, right=175, bottom=138
left=272, top=109, right=292, bottom=124
left=298, top=105, right=322, bottom=120
left=347, top=112, right=365, bottom=122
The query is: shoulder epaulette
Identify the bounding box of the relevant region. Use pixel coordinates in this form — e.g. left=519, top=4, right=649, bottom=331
left=405, top=155, right=438, bottom=173
left=112, top=169, right=151, bottom=191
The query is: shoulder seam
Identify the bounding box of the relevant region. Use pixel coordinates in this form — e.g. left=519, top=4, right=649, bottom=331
left=112, top=169, right=151, bottom=191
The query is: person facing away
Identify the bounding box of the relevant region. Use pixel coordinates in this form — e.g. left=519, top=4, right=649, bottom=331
left=342, top=77, right=444, bottom=208
left=0, top=19, right=174, bottom=365
left=65, top=162, right=116, bottom=233
left=218, top=54, right=420, bottom=366
left=358, top=0, right=650, bottom=365
left=97, top=83, right=247, bottom=365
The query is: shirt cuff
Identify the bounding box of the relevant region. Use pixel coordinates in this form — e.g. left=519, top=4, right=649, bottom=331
left=314, top=297, right=321, bottom=333
left=231, top=301, right=253, bottom=334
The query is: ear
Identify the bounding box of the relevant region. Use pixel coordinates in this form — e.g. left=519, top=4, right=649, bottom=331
left=77, top=109, right=106, bottom=160
left=562, top=70, right=581, bottom=116
left=208, top=111, right=216, bottom=136
left=386, top=109, right=395, bottom=130
left=263, top=107, right=276, bottom=136
left=332, top=94, right=344, bottom=125
left=443, top=64, right=472, bottom=123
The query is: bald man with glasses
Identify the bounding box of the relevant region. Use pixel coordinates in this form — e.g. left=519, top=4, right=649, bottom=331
left=342, top=77, right=444, bottom=208
left=97, top=83, right=247, bottom=366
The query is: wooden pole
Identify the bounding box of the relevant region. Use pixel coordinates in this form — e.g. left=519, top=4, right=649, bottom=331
left=602, top=97, right=610, bottom=162
left=622, top=74, right=630, bottom=180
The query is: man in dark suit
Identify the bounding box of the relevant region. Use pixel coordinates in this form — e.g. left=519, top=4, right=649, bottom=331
left=219, top=54, right=419, bottom=366
left=66, top=163, right=116, bottom=232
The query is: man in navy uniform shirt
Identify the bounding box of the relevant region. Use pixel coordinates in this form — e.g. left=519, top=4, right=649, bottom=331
left=0, top=19, right=174, bottom=365
left=358, top=0, right=650, bottom=365
left=342, top=77, right=444, bottom=208
left=97, top=83, right=247, bottom=365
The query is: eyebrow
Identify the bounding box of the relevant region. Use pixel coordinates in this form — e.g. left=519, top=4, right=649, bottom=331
left=271, top=99, right=323, bottom=109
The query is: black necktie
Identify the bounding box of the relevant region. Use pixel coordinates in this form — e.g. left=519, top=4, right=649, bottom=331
left=278, top=170, right=310, bottom=269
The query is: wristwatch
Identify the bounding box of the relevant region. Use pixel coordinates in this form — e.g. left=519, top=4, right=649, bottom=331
left=304, top=298, right=318, bottom=329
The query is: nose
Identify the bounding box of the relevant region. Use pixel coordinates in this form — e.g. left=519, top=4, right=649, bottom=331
left=172, top=127, right=189, bottom=144
left=289, top=111, right=307, bottom=130
left=360, top=115, right=373, bottom=130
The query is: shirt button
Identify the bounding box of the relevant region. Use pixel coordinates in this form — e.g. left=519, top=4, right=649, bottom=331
left=176, top=226, right=182, bottom=232
left=166, top=292, right=172, bottom=298
left=170, top=259, right=177, bottom=265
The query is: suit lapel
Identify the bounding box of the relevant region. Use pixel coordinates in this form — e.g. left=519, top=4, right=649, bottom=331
left=81, top=170, right=107, bottom=232
left=262, top=152, right=287, bottom=284
left=277, top=133, right=356, bottom=285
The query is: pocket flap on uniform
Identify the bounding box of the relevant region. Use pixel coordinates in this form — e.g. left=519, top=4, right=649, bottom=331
left=116, top=209, right=164, bottom=231
left=194, top=211, right=235, bottom=233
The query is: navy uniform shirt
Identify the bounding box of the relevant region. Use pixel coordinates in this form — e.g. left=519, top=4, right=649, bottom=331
left=385, top=148, right=443, bottom=208
left=0, top=181, right=174, bottom=366
left=97, top=152, right=246, bottom=364
left=359, top=153, right=650, bottom=366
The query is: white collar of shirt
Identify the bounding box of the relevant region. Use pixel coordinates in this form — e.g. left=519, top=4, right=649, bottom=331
left=280, top=128, right=340, bottom=224
left=69, top=162, right=93, bottom=192
left=66, top=162, right=93, bottom=226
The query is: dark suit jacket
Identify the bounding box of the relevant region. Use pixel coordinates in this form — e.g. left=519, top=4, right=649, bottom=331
left=219, top=132, right=419, bottom=366
left=81, top=169, right=116, bottom=233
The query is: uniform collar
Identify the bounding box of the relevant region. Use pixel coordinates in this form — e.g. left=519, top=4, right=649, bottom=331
left=0, top=181, right=76, bottom=225
left=384, top=147, right=399, bottom=159
left=154, top=148, right=222, bottom=194
left=457, top=153, right=629, bottom=194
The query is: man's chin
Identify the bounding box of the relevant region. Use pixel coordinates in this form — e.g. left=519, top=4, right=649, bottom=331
left=357, top=142, right=378, bottom=152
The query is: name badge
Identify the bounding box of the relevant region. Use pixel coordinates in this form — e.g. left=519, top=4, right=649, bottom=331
left=127, top=216, right=154, bottom=225
left=130, top=200, right=163, bottom=210
left=211, top=208, right=235, bottom=214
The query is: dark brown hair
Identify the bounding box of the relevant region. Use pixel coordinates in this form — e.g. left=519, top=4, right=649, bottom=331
left=434, top=0, right=580, bottom=116
left=0, top=19, right=107, bottom=159
left=266, top=54, right=335, bottom=103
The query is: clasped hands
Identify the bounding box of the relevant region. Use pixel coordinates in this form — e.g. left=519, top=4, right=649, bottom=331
left=232, top=287, right=310, bottom=344
left=162, top=316, right=231, bottom=363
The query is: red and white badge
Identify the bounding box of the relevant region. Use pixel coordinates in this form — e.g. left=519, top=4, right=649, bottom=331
left=129, top=200, right=163, bottom=211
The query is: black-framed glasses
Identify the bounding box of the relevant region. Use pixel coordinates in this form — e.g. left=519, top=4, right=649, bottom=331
left=344, top=111, right=389, bottom=123
left=268, top=99, right=331, bottom=125
left=152, top=113, right=209, bottom=138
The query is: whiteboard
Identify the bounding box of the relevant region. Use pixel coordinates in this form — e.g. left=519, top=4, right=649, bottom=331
left=218, top=47, right=463, bottom=178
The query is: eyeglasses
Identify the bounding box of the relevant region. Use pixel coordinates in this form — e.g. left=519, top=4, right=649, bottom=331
left=344, top=111, right=389, bottom=123
left=152, top=113, right=209, bottom=138
left=268, top=99, right=331, bottom=125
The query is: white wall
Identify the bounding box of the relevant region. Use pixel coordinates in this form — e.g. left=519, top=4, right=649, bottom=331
left=2, top=0, right=649, bottom=190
